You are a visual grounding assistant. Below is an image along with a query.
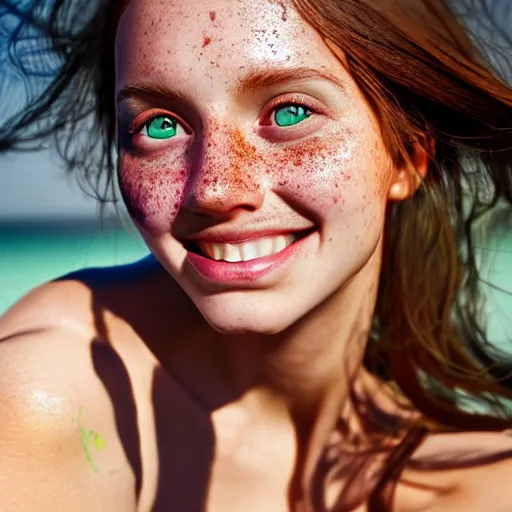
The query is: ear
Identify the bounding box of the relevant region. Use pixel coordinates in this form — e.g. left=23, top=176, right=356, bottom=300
left=387, top=141, right=430, bottom=201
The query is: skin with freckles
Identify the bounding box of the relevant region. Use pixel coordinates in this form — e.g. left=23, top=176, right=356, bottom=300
left=4, top=1, right=512, bottom=512
left=115, top=0, right=408, bottom=335
left=112, top=3, right=429, bottom=505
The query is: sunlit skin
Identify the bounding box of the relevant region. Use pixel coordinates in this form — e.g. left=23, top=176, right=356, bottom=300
left=2, top=0, right=512, bottom=511
left=113, top=0, right=424, bottom=398
left=114, top=0, right=424, bottom=504
left=116, top=0, right=405, bottom=337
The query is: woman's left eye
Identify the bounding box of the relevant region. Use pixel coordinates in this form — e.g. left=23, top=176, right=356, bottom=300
left=273, top=104, right=312, bottom=127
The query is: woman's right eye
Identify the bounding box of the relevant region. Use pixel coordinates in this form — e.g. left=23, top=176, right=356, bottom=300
left=140, top=115, right=185, bottom=140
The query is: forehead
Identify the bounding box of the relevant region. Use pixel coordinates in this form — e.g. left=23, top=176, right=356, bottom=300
left=115, top=0, right=341, bottom=90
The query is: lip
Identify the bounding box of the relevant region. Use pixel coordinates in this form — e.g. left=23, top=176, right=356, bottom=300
left=184, top=230, right=315, bottom=286
left=182, top=228, right=313, bottom=245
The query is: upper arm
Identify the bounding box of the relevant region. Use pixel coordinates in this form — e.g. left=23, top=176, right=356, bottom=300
left=0, top=327, right=137, bottom=511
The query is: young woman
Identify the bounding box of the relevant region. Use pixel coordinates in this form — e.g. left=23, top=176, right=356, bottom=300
left=1, top=0, right=512, bottom=510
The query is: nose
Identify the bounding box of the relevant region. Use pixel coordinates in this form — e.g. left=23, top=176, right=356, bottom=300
left=181, top=126, right=266, bottom=218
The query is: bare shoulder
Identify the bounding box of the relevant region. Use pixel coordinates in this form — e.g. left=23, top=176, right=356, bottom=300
left=394, top=429, right=512, bottom=511
left=0, top=257, right=170, bottom=511
left=0, top=330, right=139, bottom=510
left=1, top=255, right=168, bottom=339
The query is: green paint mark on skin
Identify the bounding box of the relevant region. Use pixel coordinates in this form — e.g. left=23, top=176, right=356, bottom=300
left=80, top=427, right=99, bottom=473
left=71, top=406, right=83, bottom=424
left=73, top=408, right=106, bottom=473
left=93, top=432, right=106, bottom=451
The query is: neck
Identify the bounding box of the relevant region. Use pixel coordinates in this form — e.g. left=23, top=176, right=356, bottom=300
left=212, top=243, right=382, bottom=408
left=158, top=244, right=384, bottom=501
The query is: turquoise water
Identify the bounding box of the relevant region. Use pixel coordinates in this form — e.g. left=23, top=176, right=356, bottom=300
left=1, top=220, right=511, bottom=349
left=0, top=219, right=148, bottom=313
left=479, top=235, right=512, bottom=347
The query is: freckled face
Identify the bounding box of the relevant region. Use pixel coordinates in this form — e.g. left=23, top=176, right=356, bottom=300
left=115, top=0, right=397, bottom=334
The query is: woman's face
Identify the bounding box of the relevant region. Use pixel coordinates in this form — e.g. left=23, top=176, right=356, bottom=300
left=115, top=0, right=406, bottom=334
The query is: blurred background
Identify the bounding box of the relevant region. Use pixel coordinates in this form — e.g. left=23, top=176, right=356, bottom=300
left=0, top=149, right=149, bottom=313
left=0, top=2, right=149, bottom=314
left=0, top=0, right=510, bottom=352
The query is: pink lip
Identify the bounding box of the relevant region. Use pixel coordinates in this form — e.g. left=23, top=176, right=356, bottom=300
left=184, top=228, right=312, bottom=244
left=185, top=231, right=313, bottom=285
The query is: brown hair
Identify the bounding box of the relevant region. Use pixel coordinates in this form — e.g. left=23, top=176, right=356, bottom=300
left=1, top=0, right=512, bottom=509
left=289, top=0, right=512, bottom=508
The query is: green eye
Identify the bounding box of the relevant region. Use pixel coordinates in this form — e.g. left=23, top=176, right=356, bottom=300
left=274, top=104, right=312, bottom=127
left=144, top=115, right=178, bottom=139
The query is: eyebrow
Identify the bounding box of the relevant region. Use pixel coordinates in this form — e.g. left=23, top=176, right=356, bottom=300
left=117, top=66, right=346, bottom=105
left=235, top=67, right=347, bottom=98
left=117, top=83, right=190, bottom=105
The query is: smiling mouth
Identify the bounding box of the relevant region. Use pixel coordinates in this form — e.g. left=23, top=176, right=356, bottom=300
left=185, top=229, right=314, bottom=263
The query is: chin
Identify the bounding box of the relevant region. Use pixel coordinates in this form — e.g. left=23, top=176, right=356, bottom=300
left=191, top=293, right=304, bottom=336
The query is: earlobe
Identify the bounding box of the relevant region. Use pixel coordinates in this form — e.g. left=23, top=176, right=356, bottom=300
left=388, top=179, right=410, bottom=201
left=388, top=142, right=430, bottom=201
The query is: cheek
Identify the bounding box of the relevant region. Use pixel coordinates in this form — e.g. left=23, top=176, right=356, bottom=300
left=268, top=133, right=371, bottom=213
left=118, top=152, right=188, bottom=236
left=267, top=130, right=393, bottom=236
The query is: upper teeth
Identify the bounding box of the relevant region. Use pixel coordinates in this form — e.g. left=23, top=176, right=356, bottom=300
left=198, top=234, right=297, bottom=262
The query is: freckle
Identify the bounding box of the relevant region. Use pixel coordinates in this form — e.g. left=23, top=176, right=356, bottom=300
left=209, top=10, right=216, bottom=21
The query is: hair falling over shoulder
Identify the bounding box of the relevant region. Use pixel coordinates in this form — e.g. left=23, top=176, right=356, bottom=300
left=1, top=0, right=512, bottom=509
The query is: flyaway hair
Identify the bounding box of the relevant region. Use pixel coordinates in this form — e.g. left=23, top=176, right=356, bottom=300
left=1, top=0, right=512, bottom=509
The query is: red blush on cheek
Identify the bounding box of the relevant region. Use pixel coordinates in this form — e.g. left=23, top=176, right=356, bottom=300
left=118, top=156, right=187, bottom=236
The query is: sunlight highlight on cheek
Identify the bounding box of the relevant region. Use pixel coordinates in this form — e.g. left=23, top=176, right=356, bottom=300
left=118, top=152, right=188, bottom=236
